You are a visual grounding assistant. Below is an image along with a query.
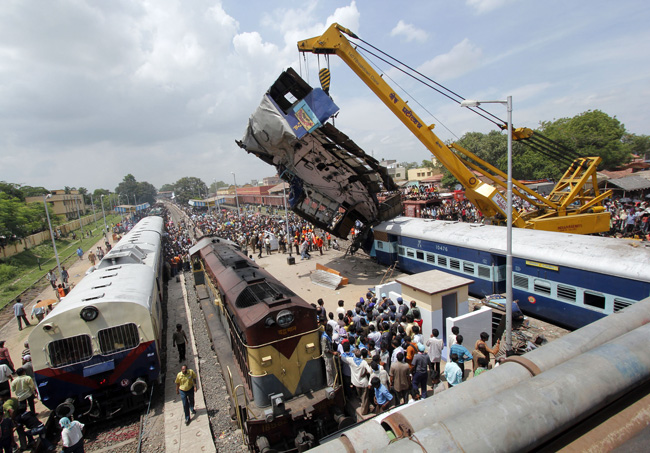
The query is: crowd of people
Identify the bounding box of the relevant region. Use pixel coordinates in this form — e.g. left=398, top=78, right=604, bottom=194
left=0, top=337, right=67, bottom=451
left=402, top=183, right=650, bottom=240
left=318, top=293, right=501, bottom=415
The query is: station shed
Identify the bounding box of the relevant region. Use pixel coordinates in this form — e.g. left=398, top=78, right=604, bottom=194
left=396, top=270, right=474, bottom=345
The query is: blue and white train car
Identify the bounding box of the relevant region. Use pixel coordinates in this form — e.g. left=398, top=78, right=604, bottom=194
left=28, top=216, right=164, bottom=419
left=373, top=217, right=650, bottom=330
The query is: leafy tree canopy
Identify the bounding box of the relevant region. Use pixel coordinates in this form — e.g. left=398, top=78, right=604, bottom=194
left=0, top=193, right=54, bottom=241
left=172, top=177, right=208, bottom=205
left=115, top=174, right=157, bottom=205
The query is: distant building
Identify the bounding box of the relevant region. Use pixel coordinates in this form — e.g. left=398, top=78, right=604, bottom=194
left=262, top=175, right=282, bottom=186
left=26, top=190, right=86, bottom=221
left=379, top=159, right=407, bottom=181
left=407, top=167, right=442, bottom=182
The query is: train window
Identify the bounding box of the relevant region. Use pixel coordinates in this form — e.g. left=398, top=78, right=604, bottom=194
left=437, top=256, right=447, bottom=267
left=406, top=250, right=415, bottom=258
left=463, top=262, right=475, bottom=274
left=398, top=246, right=405, bottom=256
left=533, top=279, right=551, bottom=295
left=98, top=323, right=140, bottom=355
left=613, top=299, right=634, bottom=312
left=478, top=265, right=491, bottom=279
left=376, top=241, right=384, bottom=250
left=449, top=259, right=460, bottom=271
left=557, top=285, right=577, bottom=302
left=426, top=253, right=435, bottom=264
left=416, top=251, right=424, bottom=260
left=47, top=335, right=93, bottom=368
left=513, top=274, right=528, bottom=289
left=584, top=292, right=606, bottom=310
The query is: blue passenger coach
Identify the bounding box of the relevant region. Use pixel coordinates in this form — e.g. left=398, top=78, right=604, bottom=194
left=373, top=217, right=650, bottom=330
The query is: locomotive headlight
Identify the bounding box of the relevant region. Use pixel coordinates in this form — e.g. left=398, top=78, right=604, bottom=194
left=80, top=306, right=99, bottom=322
left=276, top=310, right=294, bottom=328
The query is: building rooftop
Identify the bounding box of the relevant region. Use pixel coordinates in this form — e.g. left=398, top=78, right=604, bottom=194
left=396, top=269, right=474, bottom=295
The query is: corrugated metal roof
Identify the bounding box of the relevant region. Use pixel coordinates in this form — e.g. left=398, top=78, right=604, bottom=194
left=606, top=175, right=650, bottom=191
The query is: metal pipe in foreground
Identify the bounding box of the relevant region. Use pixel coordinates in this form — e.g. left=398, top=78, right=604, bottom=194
left=316, top=298, right=650, bottom=452
left=383, top=322, right=650, bottom=452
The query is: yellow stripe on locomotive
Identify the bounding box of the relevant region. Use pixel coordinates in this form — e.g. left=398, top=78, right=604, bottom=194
left=247, top=330, right=322, bottom=404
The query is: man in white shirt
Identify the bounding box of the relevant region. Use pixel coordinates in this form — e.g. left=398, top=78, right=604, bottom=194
left=426, top=328, right=444, bottom=379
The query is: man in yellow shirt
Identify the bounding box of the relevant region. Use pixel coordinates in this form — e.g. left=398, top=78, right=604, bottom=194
left=175, top=365, right=198, bottom=425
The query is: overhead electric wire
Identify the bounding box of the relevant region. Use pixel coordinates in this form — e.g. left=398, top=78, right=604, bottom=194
left=355, top=44, right=505, bottom=130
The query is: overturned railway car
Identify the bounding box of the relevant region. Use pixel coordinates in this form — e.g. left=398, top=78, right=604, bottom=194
left=28, top=216, right=164, bottom=419
left=191, top=237, right=348, bottom=451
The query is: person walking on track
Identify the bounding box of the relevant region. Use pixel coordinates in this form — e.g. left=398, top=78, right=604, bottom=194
left=175, top=365, right=198, bottom=425
left=172, top=324, right=188, bottom=363
left=13, top=299, right=30, bottom=331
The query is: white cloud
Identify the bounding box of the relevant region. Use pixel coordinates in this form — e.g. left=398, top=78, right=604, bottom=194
left=418, top=39, right=483, bottom=82
left=466, top=0, right=516, bottom=14
left=390, top=20, right=428, bottom=43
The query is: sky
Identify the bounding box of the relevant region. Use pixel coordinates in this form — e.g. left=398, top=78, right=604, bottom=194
left=1, top=0, right=649, bottom=193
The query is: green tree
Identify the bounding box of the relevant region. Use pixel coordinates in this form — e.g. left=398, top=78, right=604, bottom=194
left=173, top=177, right=207, bottom=205
left=136, top=181, right=158, bottom=205
left=20, top=185, right=49, bottom=198
left=209, top=181, right=228, bottom=194
left=0, top=193, right=52, bottom=242
left=0, top=182, right=25, bottom=201
left=538, top=110, right=631, bottom=170
left=159, top=183, right=175, bottom=192
left=623, top=133, right=650, bottom=160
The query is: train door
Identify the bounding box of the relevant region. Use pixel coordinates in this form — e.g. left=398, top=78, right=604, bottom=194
left=492, top=254, right=506, bottom=294
left=441, top=293, right=457, bottom=344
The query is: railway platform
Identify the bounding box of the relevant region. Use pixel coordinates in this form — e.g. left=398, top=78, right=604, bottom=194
left=163, top=273, right=216, bottom=452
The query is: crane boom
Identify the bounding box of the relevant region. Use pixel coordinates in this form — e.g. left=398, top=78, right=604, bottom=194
left=298, top=24, right=611, bottom=234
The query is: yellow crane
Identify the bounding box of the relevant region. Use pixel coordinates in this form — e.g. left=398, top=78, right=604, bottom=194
left=297, top=24, right=612, bottom=234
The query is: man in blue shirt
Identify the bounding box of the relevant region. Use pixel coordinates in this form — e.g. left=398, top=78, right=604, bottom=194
left=371, top=376, right=393, bottom=414
left=443, top=353, right=463, bottom=388
left=449, top=335, right=473, bottom=379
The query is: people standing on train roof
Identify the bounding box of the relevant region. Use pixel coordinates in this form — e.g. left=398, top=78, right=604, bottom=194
left=13, top=300, right=30, bottom=332
left=173, top=324, right=188, bottom=363
left=175, top=365, right=198, bottom=426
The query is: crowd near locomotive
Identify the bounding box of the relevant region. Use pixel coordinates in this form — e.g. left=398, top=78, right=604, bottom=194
left=190, top=236, right=348, bottom=452
left=28, top=216, right=164, bottom=419
left=372, top=217, right=650, bottom=330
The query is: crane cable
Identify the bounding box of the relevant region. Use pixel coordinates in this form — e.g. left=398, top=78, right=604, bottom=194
left=346, top=35, right=582, bottom=164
